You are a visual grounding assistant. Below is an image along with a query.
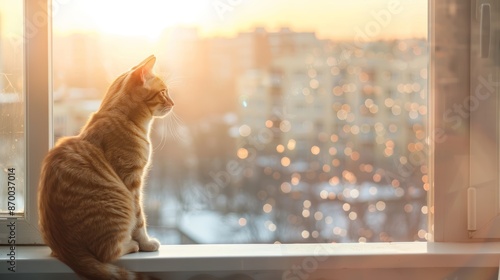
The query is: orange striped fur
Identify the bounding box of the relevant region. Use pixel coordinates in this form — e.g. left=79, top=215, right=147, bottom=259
left=38, top=55, right=172, bottom=280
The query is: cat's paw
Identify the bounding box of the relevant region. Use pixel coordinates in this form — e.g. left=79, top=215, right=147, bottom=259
left=121, top=239, right=140, bottom=255
left=129, top=240, right=140, bottom=253
left=139, top=238, right=160, bottom=252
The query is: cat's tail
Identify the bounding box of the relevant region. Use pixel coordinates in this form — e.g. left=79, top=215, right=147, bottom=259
left=59, top=250, right=159, bottom=280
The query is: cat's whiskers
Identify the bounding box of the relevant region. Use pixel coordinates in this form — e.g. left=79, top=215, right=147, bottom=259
left=162, top=73, right=184, bottom=90
left=167, top=110, right=188, bottom=144
left=152, top=118, right=167, bottom=151
left=152, top=110, right=188, bottom=151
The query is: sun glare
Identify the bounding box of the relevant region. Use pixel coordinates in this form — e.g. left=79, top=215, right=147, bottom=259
left=55, top=0, right=212, bottom=39
left=51, top=0, right=427, bottom=40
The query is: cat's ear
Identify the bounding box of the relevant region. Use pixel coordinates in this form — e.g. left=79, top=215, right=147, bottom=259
left=132, top=55, right=156, bottom=84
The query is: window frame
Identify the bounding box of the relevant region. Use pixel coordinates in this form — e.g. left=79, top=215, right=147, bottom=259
left=431, top=0, right=500, bottom=241
left=468, top=0, right=500, bottom=239
left=0, top=0, right=489, bottom=246
left=0, top=0, right=50, bottom=244
left=430, top=0, right=472, bottom=242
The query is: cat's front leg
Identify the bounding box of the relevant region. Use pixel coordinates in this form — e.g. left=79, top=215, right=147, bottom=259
left=133, top=225, right=160, bottom=252
left=132, top=190, right=160, bottom=252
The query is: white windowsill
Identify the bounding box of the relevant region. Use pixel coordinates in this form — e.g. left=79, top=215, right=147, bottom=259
left=1, top=242, right=500, bottom=276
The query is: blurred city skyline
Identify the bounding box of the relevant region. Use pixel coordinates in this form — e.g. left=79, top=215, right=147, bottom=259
left=48, top=26, right=428, bottom=243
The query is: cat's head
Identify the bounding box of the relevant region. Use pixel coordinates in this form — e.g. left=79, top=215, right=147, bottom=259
left=104, top=55, right=174, bottom=119
left=131, top=55, right=174, bottom=118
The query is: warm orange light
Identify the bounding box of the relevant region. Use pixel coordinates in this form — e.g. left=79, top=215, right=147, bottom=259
left=51, top=0, right=427, bottom=40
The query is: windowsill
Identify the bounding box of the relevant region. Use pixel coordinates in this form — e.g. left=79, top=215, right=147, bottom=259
left=1, top=242, right=500, bottom=275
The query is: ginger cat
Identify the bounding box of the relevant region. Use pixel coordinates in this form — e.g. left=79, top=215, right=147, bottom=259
left=38, top=55, right=172, bottom=280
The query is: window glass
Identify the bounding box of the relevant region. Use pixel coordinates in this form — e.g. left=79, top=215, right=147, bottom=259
left=53, top=0, right=428, bottom=243
left=0, top=0, right=25, bottom=217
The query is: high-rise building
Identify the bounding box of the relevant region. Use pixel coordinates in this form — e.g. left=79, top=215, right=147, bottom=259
left=236, top=27, right=427, bottom=186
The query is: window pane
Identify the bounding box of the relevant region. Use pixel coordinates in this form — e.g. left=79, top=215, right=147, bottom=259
left=0, top=0, right=25, bottom=216
left=53, top=0, right=428, bottom=243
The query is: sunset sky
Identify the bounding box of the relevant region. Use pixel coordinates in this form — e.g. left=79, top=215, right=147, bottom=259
left=1, top=0, right=427, bottom=40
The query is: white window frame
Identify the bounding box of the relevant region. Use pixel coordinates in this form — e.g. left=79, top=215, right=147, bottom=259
left=431, top=0, right=500, bottom=241
left=468, top=0, right=500, bottom=239
left=2, top=0, right=500, bottom=278
left=0, top=0, right=50, bottom=244
left=430, top=0, right=470, bottom=242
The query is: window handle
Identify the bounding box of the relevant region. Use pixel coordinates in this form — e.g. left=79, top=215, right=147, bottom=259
left=480, top=3, right=491, bottom=58
left=467, top=188, right=477, bottom=234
